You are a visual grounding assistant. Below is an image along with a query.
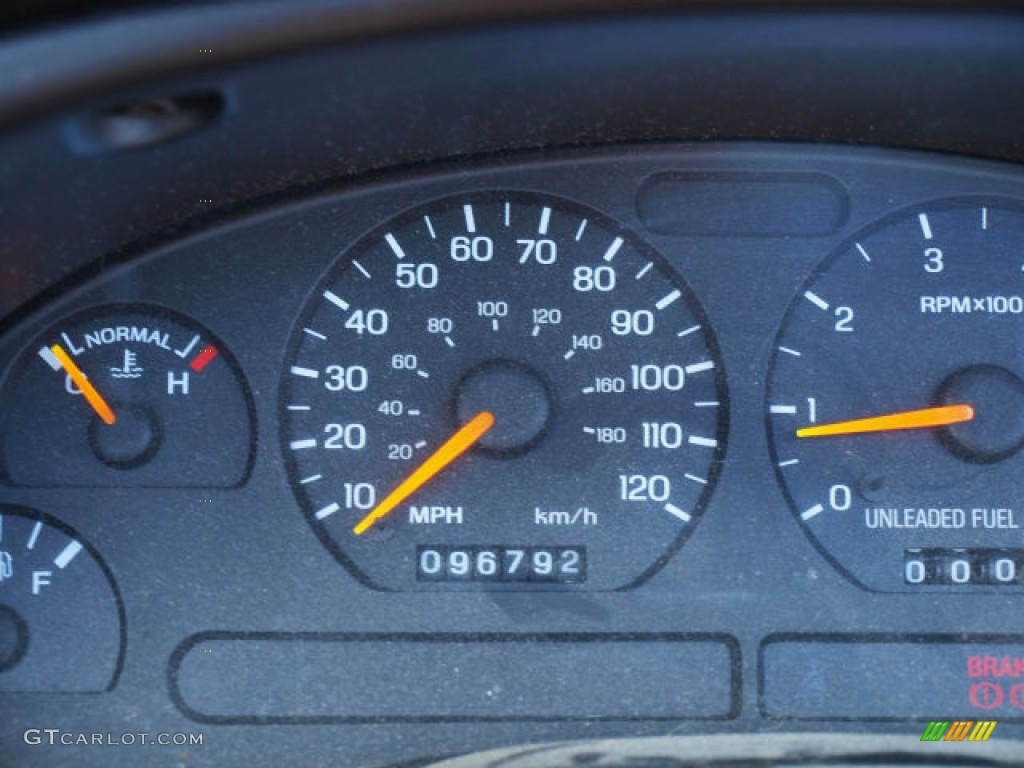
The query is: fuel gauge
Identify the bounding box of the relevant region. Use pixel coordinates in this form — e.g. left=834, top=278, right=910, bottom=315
left=0, top=304, right=255, bottom=487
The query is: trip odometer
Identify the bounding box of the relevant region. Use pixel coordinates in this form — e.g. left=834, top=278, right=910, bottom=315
left=281, top=192, right=726, bottom=590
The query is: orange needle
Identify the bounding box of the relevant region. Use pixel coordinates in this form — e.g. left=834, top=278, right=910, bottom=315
left=353, top=410, right=495, bottom=535
left=796, top=404, right=973, bottom=438
left=50, top=344, right=117, bottom=425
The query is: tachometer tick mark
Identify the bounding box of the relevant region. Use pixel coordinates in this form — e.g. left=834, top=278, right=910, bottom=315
left=694, top=401, right=719, bottom=408
left=803, top=291, right=829, bottom=311
left=802, top=504, right=824, bottom=521
left=287, top=405, right=311, bottom=411
left=918, top=212, right=934, bottom=240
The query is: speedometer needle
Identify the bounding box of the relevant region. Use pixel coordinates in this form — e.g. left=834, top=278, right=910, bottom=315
left=353, top=410, right=495, bottom=535
left=49, top=344, right=117, bottom=425
left=796, top=404, right=974, bottom=438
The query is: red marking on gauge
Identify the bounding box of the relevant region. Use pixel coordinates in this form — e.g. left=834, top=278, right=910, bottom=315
left=190, top=345, right=218, bottom=372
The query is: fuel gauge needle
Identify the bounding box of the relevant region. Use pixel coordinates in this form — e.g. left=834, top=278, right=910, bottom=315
left=353, top=410, right=495, bottom=535
left=796, top=404, right=973, bottom=438
left=47, top=344, right=117, bottom=425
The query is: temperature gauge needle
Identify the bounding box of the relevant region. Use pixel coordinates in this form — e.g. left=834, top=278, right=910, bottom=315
left=48, top=344, right=117, bottom=425
left=796, top=403, right=973, bottom=438
left=353, top=410, right=495, bottom=535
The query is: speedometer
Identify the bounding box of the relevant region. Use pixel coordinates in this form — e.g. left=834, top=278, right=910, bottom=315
left=281, top=192, right=727, bottom=590
left=768, top=199, right=1024, bottom=592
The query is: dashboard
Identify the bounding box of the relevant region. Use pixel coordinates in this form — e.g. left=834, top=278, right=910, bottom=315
left=2, top=3, right=1024, bottom=767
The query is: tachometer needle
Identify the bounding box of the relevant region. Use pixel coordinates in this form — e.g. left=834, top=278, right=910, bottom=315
left=49, top=344, right=117, bottom=425
left=796, top=403, right=973, bottom=438
left=353, top=410, right=495, bottom=535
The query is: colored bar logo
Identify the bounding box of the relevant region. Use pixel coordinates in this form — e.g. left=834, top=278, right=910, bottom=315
left=921, top=720, right=997, bottom=742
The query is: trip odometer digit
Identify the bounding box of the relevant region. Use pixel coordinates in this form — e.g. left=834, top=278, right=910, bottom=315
left=281, top=192, right=727, bottom=590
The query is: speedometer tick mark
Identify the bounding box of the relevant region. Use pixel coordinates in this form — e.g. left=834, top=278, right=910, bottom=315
left=531, top=325, right=540, bottom=337
left=688, top=435, right=718, bottom=448
left=351, top=260, right=371, bottom=278
left=300, top=474, right=322, bottom=485
left=408, top=410, right=421, bottom=416
left=684, top=473, right=708, bottom=486
left=424, top=215, right=437, bottom=239
left=982, top=207, right=988, bottom=230
left=444, top=335, right=456, bottom=348
left=464, top=204, right=477, bottom=233
left=287, top=405, right=311, bottom=411
left=855, top=243, right=871, bottom=262
left=684, top=360, right=714, bottom=374
left=416, top=370, right=430, bottom=379
left=575, top=219, right=588, bottom=241
left=665, top=503, right=691, bottom=523
left=602, top=236, right=623, bottom=262
left=385, top=232, right=406, bottom=260
left=315, top=502, right=340, bottom=521
left=303, top=328, right=327, bottom=340
left=656, top=289, right=681, bottom=310
left=290, top=366, right=319, bottom=379
left=677, top=325, right=701, bottom=338
left=504, top=202, right=511, bottom=227
left=778, top=346, right=802, bottom=357
left=563, top=349, right=575, bottom=360
left=538, top=206, right=551, bottom=235
left=581, top=386, right=595, bottom=394
left=635, top=263, right=653, bottom=280
left=778, top=459, right=800, bottom=468
left=491, top=319, right=499, bottom=332
left=290, top=439, right=317, bottom=450
left=415, top=440, right=427, bottom=449
left=582, top=427, right=595, bottom=434
left=322, top=291, right=349, bottom=311
left=694, top=401, right=719, bottom=407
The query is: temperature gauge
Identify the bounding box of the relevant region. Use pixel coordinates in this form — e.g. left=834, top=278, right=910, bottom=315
left=0, top=304, right=255, bottom=487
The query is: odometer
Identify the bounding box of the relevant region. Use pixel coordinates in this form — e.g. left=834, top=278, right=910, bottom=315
left=281, top=192, right=727, bottom=590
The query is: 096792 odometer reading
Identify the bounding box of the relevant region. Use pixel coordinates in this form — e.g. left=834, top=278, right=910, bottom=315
left=281, top=191, right=727, bottom=590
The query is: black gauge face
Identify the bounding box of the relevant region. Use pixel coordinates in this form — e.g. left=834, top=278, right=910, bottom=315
left=282, top=192, right=728, bottom=590
left=0, top=304, right=255, bottom=487
left=0, top=507, right=124, bottom=691
left=768, top=199, right=1024, bottom=591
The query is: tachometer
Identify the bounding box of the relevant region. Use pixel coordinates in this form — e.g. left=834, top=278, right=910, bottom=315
left=281, top=192, right=727, bottom=590
left=768, top=199, right=1024, bottom=591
